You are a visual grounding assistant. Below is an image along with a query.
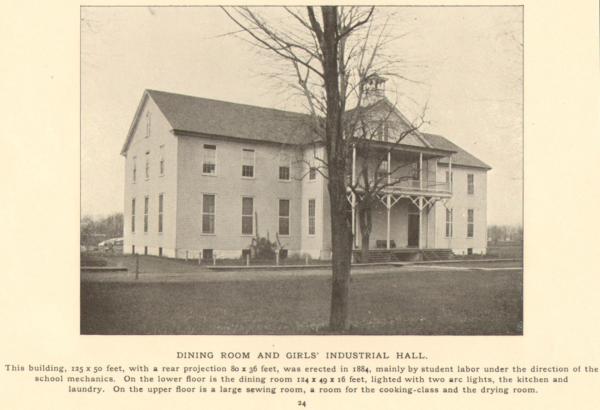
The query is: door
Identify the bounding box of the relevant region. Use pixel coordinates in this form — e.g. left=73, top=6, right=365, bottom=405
left=407, top=213, right=419, bottom=248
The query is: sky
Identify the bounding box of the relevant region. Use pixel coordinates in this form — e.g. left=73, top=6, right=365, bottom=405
left=81, top=6, right=523, bottom=226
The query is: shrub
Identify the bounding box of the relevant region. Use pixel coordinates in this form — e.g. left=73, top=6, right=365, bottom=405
left=253, top=237, right=277, bottom=260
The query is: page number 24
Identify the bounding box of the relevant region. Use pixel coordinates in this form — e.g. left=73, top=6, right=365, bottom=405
left=297, top=400, right=307, bottom=407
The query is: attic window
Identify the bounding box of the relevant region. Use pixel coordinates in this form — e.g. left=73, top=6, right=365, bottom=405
left=278, top=152, right=291, bottom=181
left=376, top=124, right=388, bottom=141
left=203, top=145, right=216, bottom=175
left=145, top=112, right=151, bottom=138
left=132, top=156, right=137, bottom=183
left=159, top=145, right=165, bottom=176
left=145, top=151, right=150, bottom=179
left=242, top=149, right=255, bottom=178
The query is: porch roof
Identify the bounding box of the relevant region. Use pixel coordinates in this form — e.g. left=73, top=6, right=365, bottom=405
left=422, top=133, right=492, bottom=170
left=350, top=138, right=456, bottom=158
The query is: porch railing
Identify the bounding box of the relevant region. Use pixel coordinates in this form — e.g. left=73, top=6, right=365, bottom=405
left=389, top=178, right=451, bottom=193
left=348, top=176, right=451, bottom=194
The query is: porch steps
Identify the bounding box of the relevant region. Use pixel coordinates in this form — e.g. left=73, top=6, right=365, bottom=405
left=353, top=249, right=419, bottom=263
left=421, top=249, right=454, bottom=261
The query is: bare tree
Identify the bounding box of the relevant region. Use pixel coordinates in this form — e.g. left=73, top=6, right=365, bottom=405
left=223, top=6, right=411, bottom=330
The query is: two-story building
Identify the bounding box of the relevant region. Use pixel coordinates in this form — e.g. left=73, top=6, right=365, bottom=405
left=120, top=85, right=490, bottom=261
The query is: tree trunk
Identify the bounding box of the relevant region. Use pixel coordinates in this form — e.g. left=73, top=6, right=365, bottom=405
left=360, top=231, right=370, bottom=263
left=358, top=205, right=372, bottom=263
left=328, top=184, right=352, bottom=331
left=319, top=6, right=353, bottom=332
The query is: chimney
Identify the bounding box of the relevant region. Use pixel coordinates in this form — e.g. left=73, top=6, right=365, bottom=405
left=361, top=73, right=387, bottom=106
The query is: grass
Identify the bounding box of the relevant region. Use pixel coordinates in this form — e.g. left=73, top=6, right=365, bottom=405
left=93, top=254, right=209, bottom=273
left=416, top=261, right=522, bottom=269
left=81, top=267, right=522, bottom=335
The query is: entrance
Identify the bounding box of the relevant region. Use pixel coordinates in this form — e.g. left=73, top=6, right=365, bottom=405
left=407, top=213, right=420, bottom=248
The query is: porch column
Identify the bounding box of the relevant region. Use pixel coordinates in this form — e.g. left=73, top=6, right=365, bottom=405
left=418, top=197, right=423, bottom=249
left=352, top=144, right=356, bottom=186
left=419, top=152, right=423, bottom=190
left=386, top=150, right=391, bottom=250
left=419, top=154, right=424, bottom=249
left=387, top=151, right=391, bottom=184
left=351, top=145, right=356, bottom=248
left=448, top=155, right=453, bottom=193
left=386, top=196, right=391, bottom=249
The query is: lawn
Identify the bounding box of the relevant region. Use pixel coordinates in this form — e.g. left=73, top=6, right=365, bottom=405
left=80, top=267, right=523, bottom=335
left=413, top=261, right=523, bottom=269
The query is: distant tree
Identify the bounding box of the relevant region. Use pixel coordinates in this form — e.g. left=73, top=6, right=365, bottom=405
left=488, top=224, right=522, bottom=243
left=102, top=213, right=124, bottom=238
left=80, top=216, right=96, bottom=246
left=80, top=213, right=124, bottom=246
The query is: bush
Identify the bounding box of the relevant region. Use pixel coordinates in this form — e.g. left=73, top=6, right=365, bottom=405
left=245, top=236, right=279, bottom=261
left=254, top=237, right=277, bottom=260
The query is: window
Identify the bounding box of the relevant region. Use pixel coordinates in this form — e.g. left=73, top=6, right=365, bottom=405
left=445, top=208, right=453, bottom=237
left=145, top=151, right=150, bottom=180
left=132, top=245, right=135, bottom=254
left=202, top=249, right=213, bottom=261
left=279, top=166, right=290, bottom=181
left=144, top=246, right=148, bottom=255
left=131, top=198, right=136, bottom=233
left=242, top=149, right=255, bottom=178
left=445, top=171, right=453, bottom=191
left=159, top=145, right=165, bottom=176
left=144, top=196, right=149, bottom=233
left=158, top=193, right=164, bottom=233
left=158, top=247, right=163, bottom=257
left=308, top=199, right=316, bottom=235
left=467, top=209, right=474, bottom=238
left=203, top=144, right=216, bottom=175
left=467, top=174, right=474, bottom=195
left=242, top=197, right=254, bottom=235
left=375, top=123, right=388, bottom=141
left=309, top=166, right=316, bottom=180
left=279, top=199, right=290, bottom=235
left=412, top=161, right=421, bottom=180
left=202, top=194, right=215, bottom=234
left=377, top=160, right=388, bottom=181
left=145, top=112, right=151, bottom=138
left=279, top=153, right=290, bottom=181
left=132, top=157, right=137, bottom=183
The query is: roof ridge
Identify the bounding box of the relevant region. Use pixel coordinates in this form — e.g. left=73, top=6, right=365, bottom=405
left=146, top=89, right=310, bottom=118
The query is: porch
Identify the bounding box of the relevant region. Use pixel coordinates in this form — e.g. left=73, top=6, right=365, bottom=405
left=347, top=142, right=455, bottom=252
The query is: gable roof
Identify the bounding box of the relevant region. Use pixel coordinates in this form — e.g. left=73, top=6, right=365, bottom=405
left=121, top=90, right=490, bottom=171
left=346, top=98, right=433, bottom=149
left=121, top=90, right=316, bottom=155
left=422, top=133, right=492, bottom=170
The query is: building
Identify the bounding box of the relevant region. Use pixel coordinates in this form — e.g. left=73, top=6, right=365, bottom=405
left=120, top=84, right=491, bottom=261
